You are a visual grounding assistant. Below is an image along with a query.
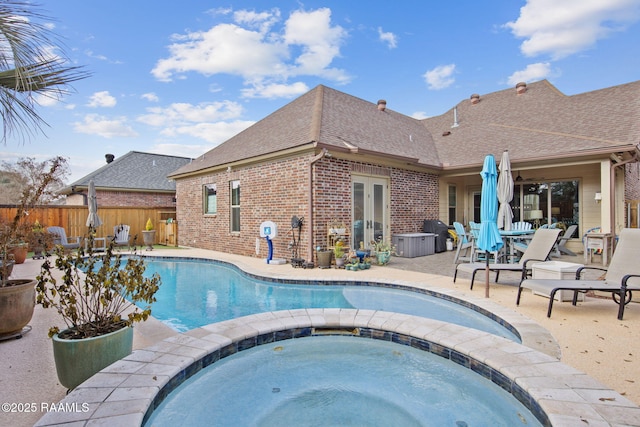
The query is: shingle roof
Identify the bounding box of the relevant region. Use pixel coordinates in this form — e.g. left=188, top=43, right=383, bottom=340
left=66, top=151, right=192, bottom=193
left=169, top=80, right=640, bottom=178
left=425, top=79, right=640, bottom=169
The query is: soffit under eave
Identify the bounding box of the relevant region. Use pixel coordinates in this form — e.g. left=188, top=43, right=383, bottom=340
left=439, top=146, right=639, bottom=178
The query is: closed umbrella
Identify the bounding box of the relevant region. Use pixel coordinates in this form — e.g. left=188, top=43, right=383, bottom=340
left=477, top=155, right=503, bottom=298
left=497, top=150, right=514, bottom=231
left=86, top=180, right=102, bottom=230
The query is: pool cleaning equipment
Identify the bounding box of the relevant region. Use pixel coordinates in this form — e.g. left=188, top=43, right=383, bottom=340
left=259, top=221, right=286, bottom=265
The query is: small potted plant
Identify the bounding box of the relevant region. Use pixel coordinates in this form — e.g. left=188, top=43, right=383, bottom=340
left=142, top=218, right=155, bottom=251
left=36, top=236, right=161, bottom=390
left=333, top=240, right=346, bottom=268
left=371, top=237, right=395, bottom=266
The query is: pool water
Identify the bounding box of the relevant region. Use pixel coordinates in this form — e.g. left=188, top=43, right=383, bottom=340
left=136, top=258, right=519, bottom=341
left=145, top=335, right=541, bottom=426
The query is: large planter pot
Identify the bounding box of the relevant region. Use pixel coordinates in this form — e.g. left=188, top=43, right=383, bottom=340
left=142, top=230, right=156, bottom=251
left=316, top=250, right=333, bottom=269
left=0, top=279, right=35, bottom=339
left=52, top=325, right=134, bottom=390
left=8, top=244, right=28, bottom=264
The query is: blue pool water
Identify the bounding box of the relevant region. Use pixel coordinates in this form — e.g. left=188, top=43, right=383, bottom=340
left=145, top=335, right=542, bottom=427
left=135, top=258, right=519, bottom=342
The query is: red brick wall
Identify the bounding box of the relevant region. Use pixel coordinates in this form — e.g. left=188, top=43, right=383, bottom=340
left=625, top=163, right=640, bottom=201
left=96, top=190, right=176, bottom=208
left=175, top=154, right=439, bottom=260
left=176, top=154, right=311, bottom=258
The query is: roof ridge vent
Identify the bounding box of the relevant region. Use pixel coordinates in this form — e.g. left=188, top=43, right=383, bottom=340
left=377, top=99, right=387, bottom=111
left=470, top=93, right=480, bottom=104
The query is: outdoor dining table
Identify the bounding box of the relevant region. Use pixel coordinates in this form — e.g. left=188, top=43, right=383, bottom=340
left=499, top=229, right=535, bottom=263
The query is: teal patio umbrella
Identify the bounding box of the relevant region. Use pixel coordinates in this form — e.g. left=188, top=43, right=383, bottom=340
left=477, top=155, right=503, bottom=298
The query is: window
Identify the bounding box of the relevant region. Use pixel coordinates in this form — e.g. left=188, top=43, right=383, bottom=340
left=203, top=184, right=217, bottom=214
left=448, top=185, right=456, bottom=225
left=511, top=180, right=579, bottom=231
left=230, top=180, right=240, bottom=232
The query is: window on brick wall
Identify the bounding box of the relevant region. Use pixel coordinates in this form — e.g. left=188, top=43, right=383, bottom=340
left=448, top=185, right=456, bottom=225
left=204, top=184, right=217, bottom=214
left=230, top=180, right=240, bottom=232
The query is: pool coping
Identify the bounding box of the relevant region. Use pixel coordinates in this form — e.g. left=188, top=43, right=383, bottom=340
left=35, top=309, right=640, bottom=426
left=34, top=255, right=640, bottom=426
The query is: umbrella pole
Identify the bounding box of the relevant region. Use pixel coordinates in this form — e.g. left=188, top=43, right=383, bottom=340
left=485, top=251, right=490, bottom=298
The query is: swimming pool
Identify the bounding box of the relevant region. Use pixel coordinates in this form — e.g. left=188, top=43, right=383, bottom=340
left=136, top=257, right=519, bottom=341
left=145, top=335, right=543, bottom=426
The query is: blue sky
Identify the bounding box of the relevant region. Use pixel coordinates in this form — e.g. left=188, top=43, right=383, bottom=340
left=3, top=0, right=640, bottom=183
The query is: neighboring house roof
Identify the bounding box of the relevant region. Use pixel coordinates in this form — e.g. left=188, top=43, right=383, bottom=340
left=169, top=80, right=640, bottom=178
left=63, top=151, right=193, bottom=194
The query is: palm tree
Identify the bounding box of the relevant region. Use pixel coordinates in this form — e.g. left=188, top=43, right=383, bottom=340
left=0, top=1, right=90, bottom=143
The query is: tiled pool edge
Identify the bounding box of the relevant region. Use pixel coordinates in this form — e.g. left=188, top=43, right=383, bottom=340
left=35, top=309, right=640, bottom=427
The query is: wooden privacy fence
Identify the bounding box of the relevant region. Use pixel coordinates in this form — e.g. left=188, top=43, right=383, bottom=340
left=0, top=206, right=178, bottom=246
left=627, top=200, right=640, bottom=228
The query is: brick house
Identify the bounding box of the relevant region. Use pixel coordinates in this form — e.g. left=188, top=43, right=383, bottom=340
left=62, top=151, right=192, bottom=208
left=169, top=80, right=640, bottom=263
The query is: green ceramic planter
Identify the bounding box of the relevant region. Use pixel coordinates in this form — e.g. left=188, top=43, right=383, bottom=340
left=52, top=325, right=133, bottom=390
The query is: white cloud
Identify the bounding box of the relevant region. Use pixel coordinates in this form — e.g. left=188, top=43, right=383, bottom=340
left=423, top=64, right=456, bottom=90
left=507, top=62, right=552, bottom=85
left=141, top=92, right=159, bottom=102
left=152, top=143, right=212, bottom=159
left=505, top=0, right=640, bottom=59
left=137, top=101, right=244, bottom=127
left=378, top=27, right=398, bottom=49
left=87, top=91, right=117, bottom=108
left=73, top=114, right=138, bottom=138
left=151, top=7, right=350, bottom=95
left=411, top=111, right=429, bottom=120
left=241, top=81, right=309, bottom=99
left=159, top=120, right=255, bottom=144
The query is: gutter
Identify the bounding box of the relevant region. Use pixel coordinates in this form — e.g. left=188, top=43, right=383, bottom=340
left=307, top=148, right=330, bottom=262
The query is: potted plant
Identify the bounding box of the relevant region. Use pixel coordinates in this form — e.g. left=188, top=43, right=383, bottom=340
left=0, top=157, right=68, bottom=340
left=316, top=245, right=333, bottom=269
left=371, top=237, right=395, bottom=266
left=36, top=236, right=161, bottom=390
left=142, top=218, right=156, bottom=251
left=333, top=240, right=346, bottom=268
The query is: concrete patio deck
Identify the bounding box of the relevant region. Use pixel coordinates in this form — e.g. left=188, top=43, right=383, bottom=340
left=1, top=247, right=638, bottom=426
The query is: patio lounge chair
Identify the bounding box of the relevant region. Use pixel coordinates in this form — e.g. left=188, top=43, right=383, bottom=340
left=452, top=222, right=473, bottom=263
left=112, top=224, right=132, bottom=248
left=454, top=228, right=561, bottom=290
left=47, top=226, right=81, bottom=250
left=517, top=228, right=640, bottom=320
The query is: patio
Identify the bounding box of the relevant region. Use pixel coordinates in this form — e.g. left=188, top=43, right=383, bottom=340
left=1, top=247, right=638, bottom=426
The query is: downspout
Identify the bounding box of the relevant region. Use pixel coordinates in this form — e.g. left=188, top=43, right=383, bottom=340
left=610, top=152, right=639, bottom=235
left=308, top=148, right=329, bottom=262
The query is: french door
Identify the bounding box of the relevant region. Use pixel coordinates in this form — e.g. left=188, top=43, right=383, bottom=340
left=352, top=176, right=388, bottom=250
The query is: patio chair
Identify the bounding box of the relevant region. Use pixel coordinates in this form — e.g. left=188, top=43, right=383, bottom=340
left=555, top=224, right=577, bottom=256
left=512, top=221, right=532, bottom=231
left=454, top=228, right=561, bottom=290
left=517, top=228, right=640, bottom=320
left=47, top=226, right=81, bottom=251
left=452, top=222, right=473, bottom=263
left=469, top=222, right=499, bottom=263
left=112, top=224, right=132, bottom=248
